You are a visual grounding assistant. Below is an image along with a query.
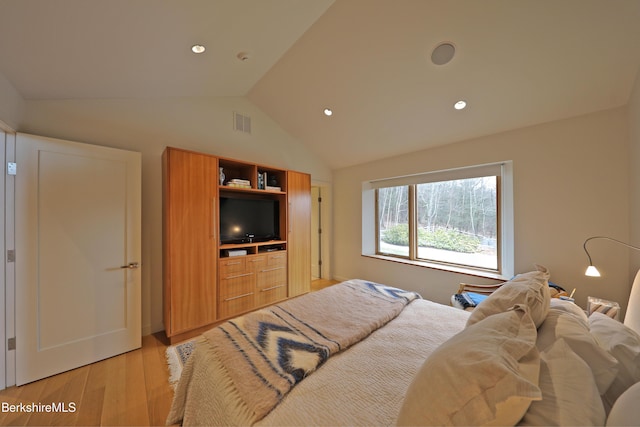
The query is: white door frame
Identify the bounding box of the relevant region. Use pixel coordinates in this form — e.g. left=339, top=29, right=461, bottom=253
left=1, top=123, right=16, bottom=389
left=0, top=128, right=6, bottom=390
left=311, top=181, right=332, bottom=280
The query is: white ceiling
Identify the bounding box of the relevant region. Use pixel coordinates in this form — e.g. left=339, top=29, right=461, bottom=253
left=1, top=0, right=640, bottom=169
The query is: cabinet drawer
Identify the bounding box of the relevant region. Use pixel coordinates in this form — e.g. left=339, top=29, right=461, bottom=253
left=256, top=266, right=286, bottom=290
left=219, top=258, right=246, bottom=276
left=219, top=291, right=254, bottom=319
left=246, top=255, right=267, bottom=273
left=256, top=283, right=287, bottom=307
left=219, top=273, right=254, bottom=298
left=267, top=251, right=287, bottom=266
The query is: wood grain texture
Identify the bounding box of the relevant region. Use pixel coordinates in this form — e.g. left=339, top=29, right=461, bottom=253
left=163, top=148, right=218, bottom=336
left=0, top=334, right=173, bottom=427
left=287, top=170, right=312, bottom=297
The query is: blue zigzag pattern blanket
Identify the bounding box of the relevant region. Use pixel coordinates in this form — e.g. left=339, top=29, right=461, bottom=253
left=203, top=279, right=420, bottom=422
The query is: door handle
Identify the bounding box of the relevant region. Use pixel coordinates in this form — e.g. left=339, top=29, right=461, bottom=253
left=120, top=262, right=140, bottom=269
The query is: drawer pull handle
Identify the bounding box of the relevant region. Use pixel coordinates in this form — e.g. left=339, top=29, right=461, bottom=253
left=224, top=272, right=253, bottom=280
left=261, top=285, right=285, bottom=292
left=260, top=267, right=285, bottom=273
left=224, top=261, right=242, bottom=266
left=224, top=292, right=254, bottom=302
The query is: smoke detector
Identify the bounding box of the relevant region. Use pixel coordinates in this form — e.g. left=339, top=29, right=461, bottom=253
left=236, top=52, right=250, bottom=62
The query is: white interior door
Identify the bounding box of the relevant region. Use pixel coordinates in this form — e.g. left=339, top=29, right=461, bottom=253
left=15, top=133, right=141, bottom=385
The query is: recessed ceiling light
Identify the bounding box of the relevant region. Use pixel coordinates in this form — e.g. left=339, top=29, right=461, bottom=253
left=323, top=108, right=333, bottom=116
left=191, top=44, right=206, bottom=54
left=454, top=100, right=467, bottom=110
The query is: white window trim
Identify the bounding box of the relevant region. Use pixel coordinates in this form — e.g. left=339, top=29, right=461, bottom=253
left=362, top=161, right=514, bottom=280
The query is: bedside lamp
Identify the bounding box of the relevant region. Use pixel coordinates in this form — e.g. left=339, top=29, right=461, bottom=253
left=583, top=236, right=640, bottom=334
left=583, top=236, right=640, bottom=277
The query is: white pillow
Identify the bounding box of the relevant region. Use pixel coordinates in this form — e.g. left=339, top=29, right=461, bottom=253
left=536, top=307, right=618, bottom=394
left=549, top=297, right=589, bottom=325
left=589, top=312, right=640, bottom=411
left=519, top=338, right=606, bottom=426
left=397, top=305, right=541, bottom=426
left=467, top=265, right=550, bottom=328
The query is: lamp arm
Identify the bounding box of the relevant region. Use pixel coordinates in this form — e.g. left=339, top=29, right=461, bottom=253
left=584, top=236, right=640, bottom=266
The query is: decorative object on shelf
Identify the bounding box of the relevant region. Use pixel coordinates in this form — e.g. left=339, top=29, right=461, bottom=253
left=583, top=236, right=640, bottom=277
left=258, top=172, right=266, bottom=190
left=219, top=167, right=225, bottom=185
left=268, top=174, right=278, bottom=187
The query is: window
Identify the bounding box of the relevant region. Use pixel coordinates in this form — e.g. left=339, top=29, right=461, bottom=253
left=363, top=162, right=513, bottom=278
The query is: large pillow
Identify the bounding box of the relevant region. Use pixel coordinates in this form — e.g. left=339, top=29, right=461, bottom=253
left=397, top=305, right=541, bottom=426
left=536, top=307, right=618, bottom=394
left=467, top=265, right=550, bottom=328
left=549, top=297, right=589, bottom=324
left=518, top=338, right=606, bottom=426
left=589, top=312, right=640, bottom=411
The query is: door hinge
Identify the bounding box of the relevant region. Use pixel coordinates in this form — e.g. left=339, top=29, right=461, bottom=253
left=7, top=162, right=16, bottom=176
left=7, top=337, right=16, bottom=351
left=7, top=249, right=15, bottom=263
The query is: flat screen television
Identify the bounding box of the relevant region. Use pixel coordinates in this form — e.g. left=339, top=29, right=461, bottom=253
left=219, top=197, right=280, bottom=244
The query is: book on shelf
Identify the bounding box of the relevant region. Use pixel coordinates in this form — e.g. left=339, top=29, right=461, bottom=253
left=257, top=172, right=267, bottom=190
left=265, top=185, right=281, bottom=192
left=226, top=178, right=251, bottom=189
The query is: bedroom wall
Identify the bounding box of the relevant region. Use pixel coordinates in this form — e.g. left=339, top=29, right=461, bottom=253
left=19, top=97, right=333, bottom=335
left=0, top=71, right=25, bottom=130
left=629, top=71, right=640, bottom=278
left=333, top=107, right=632, bottom=314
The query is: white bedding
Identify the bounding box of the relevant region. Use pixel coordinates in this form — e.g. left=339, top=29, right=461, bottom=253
left=168, top=298, right=469, bottom=426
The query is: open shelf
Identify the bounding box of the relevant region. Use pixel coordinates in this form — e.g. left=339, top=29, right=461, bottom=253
left=218, top=157, right=287, bottom=192
left=219, top=241, right=287, bottom=257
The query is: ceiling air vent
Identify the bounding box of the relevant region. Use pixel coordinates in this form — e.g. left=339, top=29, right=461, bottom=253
left=233, top=112, right=252, bottom=134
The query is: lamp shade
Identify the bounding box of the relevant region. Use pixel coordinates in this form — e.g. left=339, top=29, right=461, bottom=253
left=585, top=265, right=601, bottom=277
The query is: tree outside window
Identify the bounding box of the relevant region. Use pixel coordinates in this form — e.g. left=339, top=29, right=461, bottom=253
left=377, top=176, right=499, bottom=271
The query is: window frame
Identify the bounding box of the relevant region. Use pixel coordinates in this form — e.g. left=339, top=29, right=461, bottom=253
left=363, top=162, right=513, bottom=280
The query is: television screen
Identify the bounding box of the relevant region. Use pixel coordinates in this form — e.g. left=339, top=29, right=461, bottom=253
left=219, top=197, right=279, bottom=244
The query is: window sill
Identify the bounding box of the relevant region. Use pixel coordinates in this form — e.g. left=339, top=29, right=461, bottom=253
left=362, top=254, right=509, bottom=281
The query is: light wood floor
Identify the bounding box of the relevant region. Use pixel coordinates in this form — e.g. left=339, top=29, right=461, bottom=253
left=0, top=333, right=173, bottom=426
left=0, top=278, right=339, bottom=426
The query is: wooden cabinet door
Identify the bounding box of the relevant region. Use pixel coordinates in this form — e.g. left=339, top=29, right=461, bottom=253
left=163, top=148, right=217, bottom=336
left=287, top=171, right=311, bottom=297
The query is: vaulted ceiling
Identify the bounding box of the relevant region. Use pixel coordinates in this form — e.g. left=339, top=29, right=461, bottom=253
left=1, top=0, right=639, bottom=168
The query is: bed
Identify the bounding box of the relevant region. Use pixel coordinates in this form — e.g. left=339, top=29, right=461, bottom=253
left=167, top=266, right=640, bottom=426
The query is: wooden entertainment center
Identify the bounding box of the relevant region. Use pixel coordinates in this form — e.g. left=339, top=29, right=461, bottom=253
left=162, top=147, right=311, bottom=343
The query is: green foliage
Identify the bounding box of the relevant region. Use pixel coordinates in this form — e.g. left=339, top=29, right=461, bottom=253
left=382, top=224, right=411, bottom=246
left=420, top=228, right=480, bottom=253
left=382, top=224, right=480, bottom=253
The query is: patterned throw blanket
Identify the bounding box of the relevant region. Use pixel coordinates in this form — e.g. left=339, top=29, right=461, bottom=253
left=203, top=279, right=420, bottom=423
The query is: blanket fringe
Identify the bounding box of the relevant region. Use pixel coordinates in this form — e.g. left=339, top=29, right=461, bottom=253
left=165, top=346, right=183, bottom=389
